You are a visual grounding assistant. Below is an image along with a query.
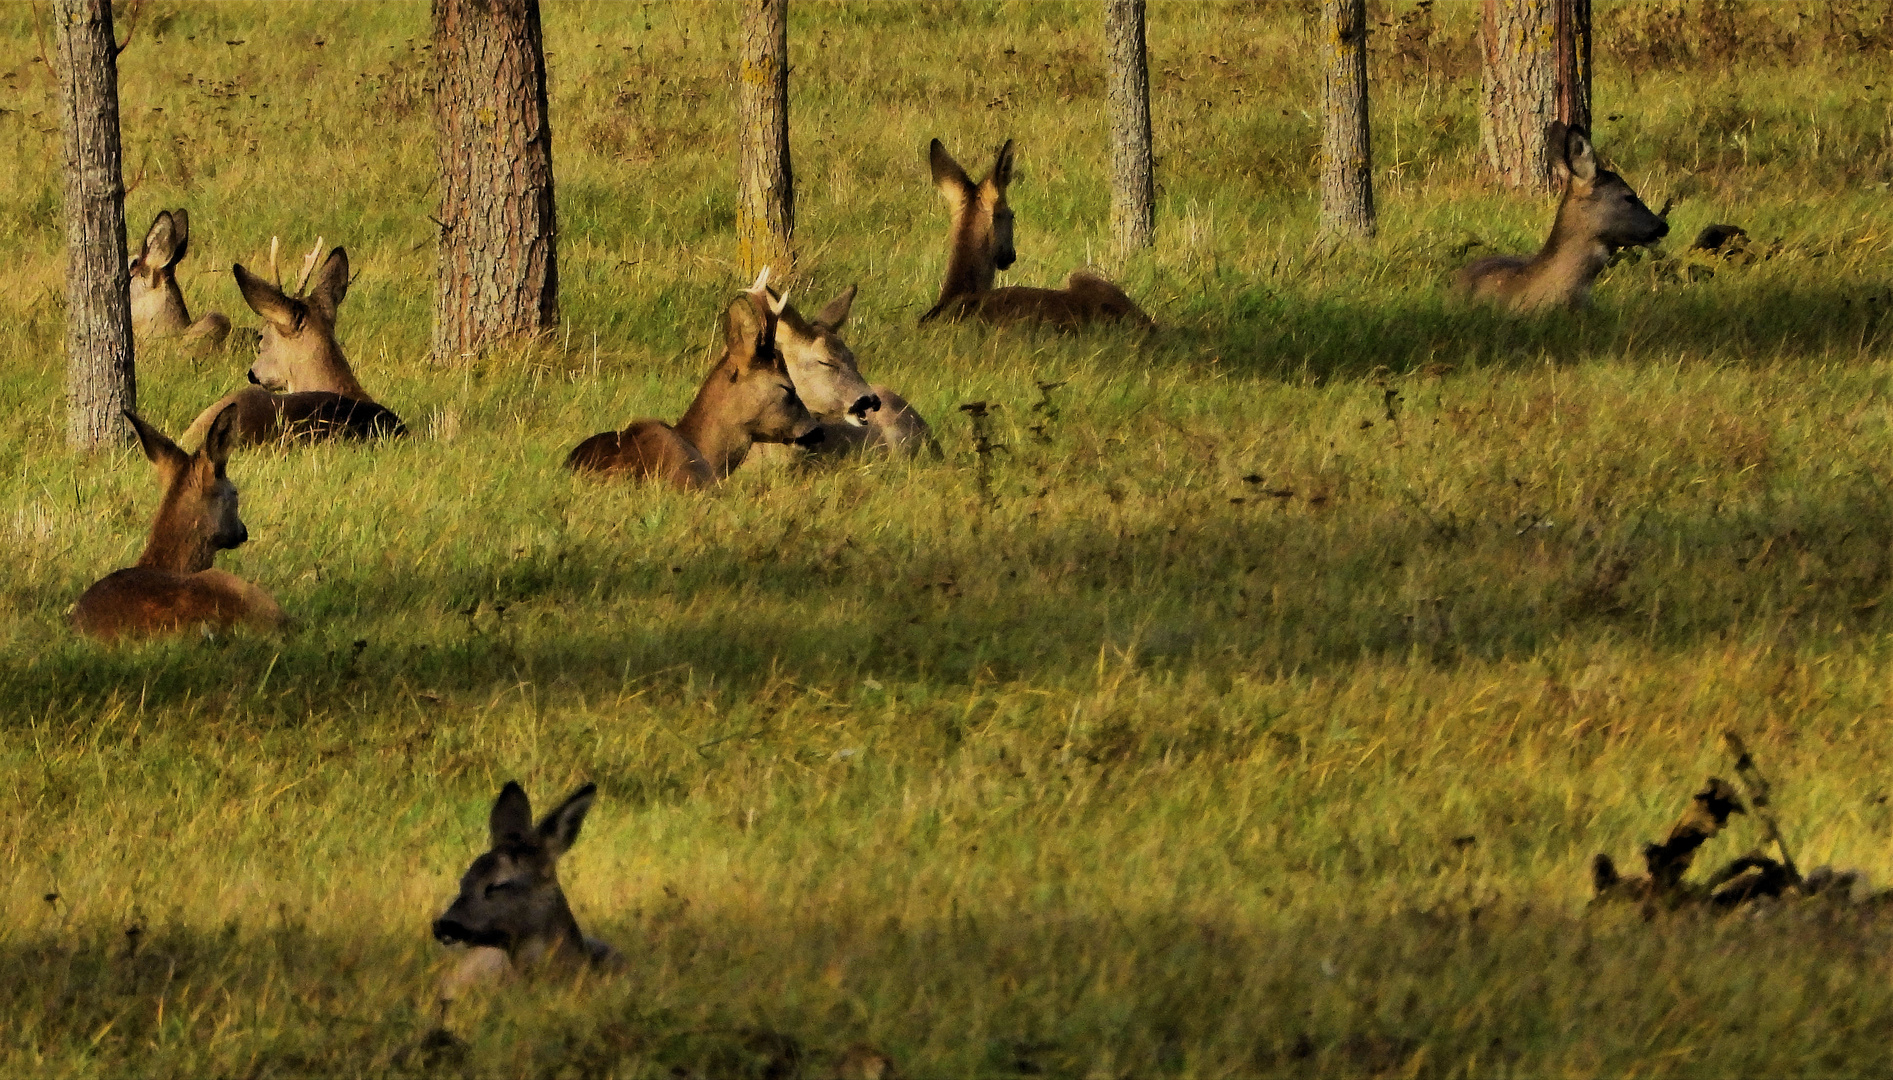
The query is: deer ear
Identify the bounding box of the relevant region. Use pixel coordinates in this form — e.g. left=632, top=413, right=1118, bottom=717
left=537, top=783, right=597, bottom=857
left=169, top=209, right=192, bottom=266
left=990, top=139, right=1016, bottom=188
left=307, top=248, right=350, bottom=321
left=234, top=263, right=305, bottom=334
left=200, top=403, right=240, bottom=466
left=142, top=211, right=182, bottom=271
left=929, top=139, right=974, bottom=203
left=124, top=409, right=189, bottom=480
left=488, top=782, right=533, bottom=846
left=813, top=284, right=856, bottom=332
left=1564, top=125, right=1597, bottom=183
left=724, top=292, right=772, bottom=367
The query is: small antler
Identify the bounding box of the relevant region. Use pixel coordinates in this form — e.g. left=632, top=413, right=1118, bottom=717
left=291, top=236, right=325, bottom=297
left=268, top=236, right=281, bottom=289
left=747, top=265, right=789, bottom=313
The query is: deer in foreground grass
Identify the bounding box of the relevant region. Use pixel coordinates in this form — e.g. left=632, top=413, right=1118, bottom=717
left=71, top=407, right=285, bottom=639
left=130, top=209, right=231, bottom=350
left=433, top=781, right=615, bottom=1001
left=753, top=283, right=938, bottom=464
left=566, top=268, right=822, bottom=486
left=921, top=138, right=1153, bottom=331
left=181, top=240, right=405, bottom=449
left=1454, top=122, right=1671, bottom=313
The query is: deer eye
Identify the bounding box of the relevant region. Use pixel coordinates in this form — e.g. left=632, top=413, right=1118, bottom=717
left=483, top=882, right=518, bottom=898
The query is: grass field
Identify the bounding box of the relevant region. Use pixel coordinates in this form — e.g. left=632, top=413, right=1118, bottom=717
left=5, top=1, right=1893, bottom=1075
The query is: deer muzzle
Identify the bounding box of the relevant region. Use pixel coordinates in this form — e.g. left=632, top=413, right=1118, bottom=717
left=432, top=916, right=510, bottom=949
left=846, top=394, right=882, bottom=426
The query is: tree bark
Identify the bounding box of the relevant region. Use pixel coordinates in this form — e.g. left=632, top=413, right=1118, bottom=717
left=55, top=0, right=134, bottom=451
left=737, top=0, right=794, bottom=279
left=431, top=0, right=558, bottom=362
left=1317, top=0, right=1375, bottom=242
left=1105, top=0, right=1154, bottom=254
left=1480, top=0, right=1555, bottom=190
left=1554, top=0, right=1592, bottom=133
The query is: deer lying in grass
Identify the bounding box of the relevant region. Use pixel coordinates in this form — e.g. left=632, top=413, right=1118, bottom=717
left=755, top=284, right=938, bottom=463
left=181, top=240, right=406, bottom=449
left=72, top=407, right=284, bottom=639
left=921, top=138, right=1153, bottom=331
left=1454, top=123, right=1671, bottom=313
left=130, top=209, right=230, bottom=350
left=433, top=781, right=615, bottom=1002
left=566, top=268, right=822, bottom=486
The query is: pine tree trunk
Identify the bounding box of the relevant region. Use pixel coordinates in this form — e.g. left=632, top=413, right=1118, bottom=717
left=431, top=0, right=558, bottom=363
left=1480, top=0, right=1556, bottom=190
left=737, top=0, right=793, bottom=279
left=1554, top=0, right=1592, bottom=132
left=1317, top=0, right=1375, bottom=242
left=54, top=0, right=134, bottom=451
left=1105, top=0, right=1154, bottom=254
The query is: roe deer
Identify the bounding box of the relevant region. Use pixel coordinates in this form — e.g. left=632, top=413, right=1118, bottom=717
left=130, top=209, right=231, bottom=350
left=566, top=268, right=822, bottom=487
left=920, top=138, right=1153, bottom=331
left=755, top=284, right=938, bottom=464
left=432, top=781, right=616, bottom=1001
left=181, top=242, right=405, bottom=449
left=1454, top=123, right=1670, bottom=313
left=71, top=407, right=285, bottom=639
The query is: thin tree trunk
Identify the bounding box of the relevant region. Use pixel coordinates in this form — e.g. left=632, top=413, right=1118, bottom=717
left=738, top=0, right=793, bottom=279
left=1105, top=0, right=1154, bottom=254
left=1480, top=0, right=1556, bottom=190
left=1317, top=0, right=1375, bottom=242
left=431, top=0, right=558, bottom=363
left=1554, top=0, right=1592, bottom=132
left=55, top=0, right=134, bottom=451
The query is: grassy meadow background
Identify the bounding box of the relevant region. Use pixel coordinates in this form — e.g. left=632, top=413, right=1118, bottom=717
left=5, top=1, right=1893, bottom=1075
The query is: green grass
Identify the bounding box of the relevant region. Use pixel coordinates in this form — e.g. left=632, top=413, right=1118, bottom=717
left=6, top=1, right=1893, bottom=1075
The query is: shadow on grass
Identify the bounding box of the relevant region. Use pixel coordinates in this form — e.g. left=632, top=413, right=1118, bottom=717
left=1109, top=275, right=1893, bottom=384
left=11, top=468, right=1893, bottom=720
left=7, top=900, right=1893, bottom=1077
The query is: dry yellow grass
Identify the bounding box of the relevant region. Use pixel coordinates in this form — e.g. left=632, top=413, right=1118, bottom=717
left=4, top=1, right=1893, bottom=1075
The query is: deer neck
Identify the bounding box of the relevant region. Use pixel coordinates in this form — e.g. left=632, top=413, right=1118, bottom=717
left=295, top=338, right=371, bottom=399
left=509, top=893, right=588, bottom=969
left=1522, top=197, right=1612, bottom=307
left=937, top=209, right=995, bottom=306
left=136, top=501, right=214, bottom=574
left=133, top=279, right=191, bottom=334
left=674, top=362, right=755, bottom=480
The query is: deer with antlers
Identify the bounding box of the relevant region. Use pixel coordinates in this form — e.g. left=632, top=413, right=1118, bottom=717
left=180, top=237, right=405, bottom=449
left=566, top=268, right=822, bottom=487
left=752, top=283, right=939, bottom=464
